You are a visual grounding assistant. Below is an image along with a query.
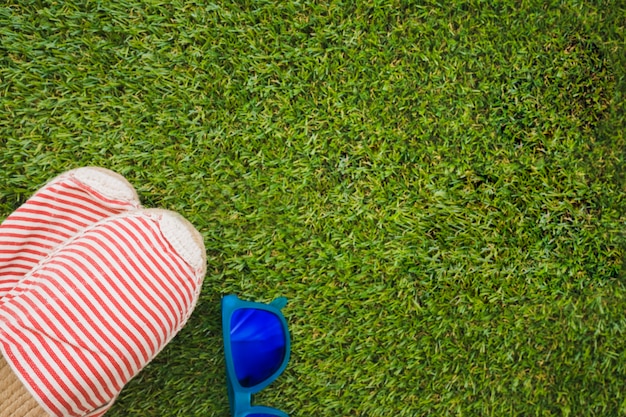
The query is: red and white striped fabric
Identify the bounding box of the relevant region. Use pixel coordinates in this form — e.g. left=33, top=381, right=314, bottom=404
left=0, top=209, right=206, bottom=416
left=0, top=167, right=141, bottom=300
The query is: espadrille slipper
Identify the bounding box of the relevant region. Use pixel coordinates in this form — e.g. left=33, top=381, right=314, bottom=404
left=0, top=167, right=141, bottom=300
left=0, top=209, right=206, bottom=417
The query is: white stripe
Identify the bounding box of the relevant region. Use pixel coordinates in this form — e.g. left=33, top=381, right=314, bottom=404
left=0, top=228, right=66, bottom=243
left=147, top=219, right=198, bottom=308
left=10, top=324, right=95, bottom=413
left=36, top=261, right=139, bottom=378
left=78, top=347, right=119, bottom=403
left=119, top=216, right=194, bottom=321
left=1, top=214, right=73, bottom=225
left=0, top=298, right=33, bottom=324
left=6, top=281, right=130, bottom=393
left=0, top=242, right=53, bottom=255
left=6, top=269, right=133, bottom=383
left=67, top=239, right=166, bottom=351
left=0, top=263, right=45, bottom=277
left=19, top=203, right=96, bottom=225
left=0, top=262, right=36, bottom=271
left=59, top=247, right=158, bottom=360
left=29, top=192, right=110, bottom=221
left=0, top=333, right=68, bottom=416
left=92, top=222, right=181, bottom=331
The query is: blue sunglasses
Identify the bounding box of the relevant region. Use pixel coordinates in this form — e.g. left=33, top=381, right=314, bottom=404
left=221, top=294, right=291, bottom=417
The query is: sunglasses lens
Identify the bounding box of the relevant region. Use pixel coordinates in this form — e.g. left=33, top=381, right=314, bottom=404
left=230, top=308, right=287, bottom=387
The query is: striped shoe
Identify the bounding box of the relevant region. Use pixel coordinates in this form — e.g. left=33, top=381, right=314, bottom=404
left=0, top=167, right=141, bottom=300
left=0, top=209, right=206, bottom=416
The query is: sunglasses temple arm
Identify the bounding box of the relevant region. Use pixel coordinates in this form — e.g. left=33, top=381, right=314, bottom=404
left=270, top=297, right=288, bottom=309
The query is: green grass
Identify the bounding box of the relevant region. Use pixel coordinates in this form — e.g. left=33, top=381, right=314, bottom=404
left=1, top=0, right=626, bottom=415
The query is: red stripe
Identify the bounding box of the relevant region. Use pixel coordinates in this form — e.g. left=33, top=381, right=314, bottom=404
left=115, top=217, right=188, bottom=321
left=77, top=237, right=167, bottom=348
left=64, top=178, right=137, bottom=207
left=131, top=216, right=200, bottom=325
left=0, top=248, right=48, bottom=257
left=18, top=324, right=105, bottom=410
left=14, top=208, right=89, bottom=229
left=5, top=271, right=132, bottom=382
left=0, top=232, right=65, bottom=245
left=27, top=194, right=112, bottom=223
left=0, top=278, right=24, bottom=287
left=0, top=281, right=128, bottom=387
left=0, top=240, right=59, bottom=251
left=3, top=214, right=86, bottom=234
left=97, top=221, right=182, bottom=327
left=44, top=332, right=116, bottom=404
left=0, top=257, right=40, bottom=269
left=85, top=227, right=177, bottom=330
left=42, top=259, right=144, bottom=374
left=19, top=204, right=100, bottom=226
left=146, top=222, right=199, bottom=307
left=0, top=284, right=17, bottom=293
left=55, top=246, right=153, bottom=363
left=54, top=190, right=126, bottom=213
left=0, top=334, right=67, bottom=416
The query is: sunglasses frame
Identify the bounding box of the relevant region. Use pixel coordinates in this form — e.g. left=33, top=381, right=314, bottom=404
left=221, top=294, right=291, bottom=417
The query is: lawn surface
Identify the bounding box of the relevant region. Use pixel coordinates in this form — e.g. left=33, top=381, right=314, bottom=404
left=1, top=1, right=626, bottom=416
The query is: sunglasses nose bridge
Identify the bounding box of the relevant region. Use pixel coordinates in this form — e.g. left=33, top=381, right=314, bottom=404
left=231, top=386, right=253, bottom=413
